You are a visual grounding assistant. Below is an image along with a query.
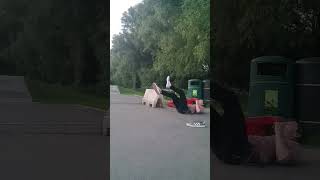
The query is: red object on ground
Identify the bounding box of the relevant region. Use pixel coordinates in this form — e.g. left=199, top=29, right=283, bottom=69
left=245, top=116, right=282, bottom=136
left=167, top=98, right=199, bottom=108
left=187, top=98, right=199, bottom=105
left=167, top=100, right=174, bottom=107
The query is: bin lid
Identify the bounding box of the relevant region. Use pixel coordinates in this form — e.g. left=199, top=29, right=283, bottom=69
left=252, top=56, right=291, bottom=64
left=188, top=79, right=202, bottom=86
left=296, top=57, right=320, bottom=64
left=188, top=79, right=201, bottom=82
left=250, top=56, right=294, bottom=83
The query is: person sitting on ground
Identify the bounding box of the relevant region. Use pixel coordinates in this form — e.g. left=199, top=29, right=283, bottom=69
left=152, top=76, right=204, bottom=114
left=212, top=81, right=301, bottom=165
left=211, top=81, right=253, bottom=164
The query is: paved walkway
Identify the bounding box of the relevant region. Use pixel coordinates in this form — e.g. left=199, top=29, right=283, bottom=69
left=0, top=135, right=108, bottom=180
left=110, top=93, right=210, bottom=180
left=0, top=76, right=108, bottom=180
left=212, top=146, right=320, bottom=180
left=0, top=102, right=106, bottom=134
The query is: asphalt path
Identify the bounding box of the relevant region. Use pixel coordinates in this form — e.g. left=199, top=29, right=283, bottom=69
left=110, top=93, right=210, bottom=180
left=0, top=75, right=108, bottom=180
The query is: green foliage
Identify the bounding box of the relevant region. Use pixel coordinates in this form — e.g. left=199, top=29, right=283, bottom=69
left=214, top=0, right=320, bottom=89
left=111, top=0, right=210, bottom=89
left=26, top=79, right=107, bottom=110
left=138, top=67, right=159, bottom=88
left=0, top=0, right=108, bottom=95
left=118, top=86, right=145, bottom=97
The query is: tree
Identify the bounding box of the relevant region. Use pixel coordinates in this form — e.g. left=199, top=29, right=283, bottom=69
left=111, top=0, right=210, bottom=89
left=0, top=0, right=108, bottom=95
left=213, top=0, right=320, bottom=89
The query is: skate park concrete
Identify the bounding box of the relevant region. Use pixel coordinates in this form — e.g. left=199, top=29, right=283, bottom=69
left=0, top=75, right=108, bottom=180
left=110, top=91, right=210, bottom=180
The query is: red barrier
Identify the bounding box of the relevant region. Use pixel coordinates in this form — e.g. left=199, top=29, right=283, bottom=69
left=245, top=116, right=282, bottom=136
left=167, top=98, right=199, bottom=108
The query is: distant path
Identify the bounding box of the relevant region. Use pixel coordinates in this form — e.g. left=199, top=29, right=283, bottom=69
left=110, top=85, right=120, bottom=94
left=110, top=93, right=210, bottom=180
left=0, top=75, right=32, bottom=102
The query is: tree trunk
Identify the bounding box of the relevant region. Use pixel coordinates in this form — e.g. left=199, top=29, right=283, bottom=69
left=69, top=32, right=85, bottom=86
left=132, top=72, right=137, bottom=89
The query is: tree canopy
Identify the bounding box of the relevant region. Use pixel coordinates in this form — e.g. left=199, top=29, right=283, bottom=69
left=213, top=0, right=320, bottom=89
left=0, top=0, right=108, bottom=95
left=110, top=0, right=210, bottom=89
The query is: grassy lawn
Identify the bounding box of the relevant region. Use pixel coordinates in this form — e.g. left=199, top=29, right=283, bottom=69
left=301, top=134, right=320, bottom=147
left=118, top=86, right=170, bottom=107
left=118, top=86, right=188, bottom=97
left=299, top=125, right=320, bottom=147
left=118, top=86, right=210, bottom=109
left=118, top=86, right=145, bottom=96
left=26, top=79, right=108, bottom=111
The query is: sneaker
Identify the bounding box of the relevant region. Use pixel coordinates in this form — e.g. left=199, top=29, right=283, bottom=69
left=166, top=76, right=171, bottom=88
left=152, top=83, right=161, bottom=95
left=186, top=121, right=206, bottom=128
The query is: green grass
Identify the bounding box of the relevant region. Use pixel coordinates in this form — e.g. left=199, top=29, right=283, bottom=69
left=118, top=86, right=145, bottom=96
left=118, top=86, right=207, bottom=108
left=299, top=126, right=320, bottom=147
left=301, top=135, right=320, bottom=147
left=26, top=79, right=107, bottom=111
left=117, top=86, right=174, bottom=106
left=117, top=86, right=173, bottom=106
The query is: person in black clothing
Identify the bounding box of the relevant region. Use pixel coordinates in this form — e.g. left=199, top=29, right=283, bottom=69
left=161, top=85, right=191, bottom=114
left=211, top=81, right=252, bottom=164
left=152, top=76, right=204, bottom=114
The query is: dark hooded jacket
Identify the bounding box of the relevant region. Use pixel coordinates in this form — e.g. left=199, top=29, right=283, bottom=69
left=211, top=82, right=251, bottom=164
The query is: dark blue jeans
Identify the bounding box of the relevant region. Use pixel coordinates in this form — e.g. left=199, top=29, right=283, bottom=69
left=161, top=86, right=189, bottom=114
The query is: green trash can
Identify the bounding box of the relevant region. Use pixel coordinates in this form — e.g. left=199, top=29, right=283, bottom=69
left=202, top=80, right=210, bottom=103
left=187, top=79, right=203, bottom=99
left=247, top=56, right=294, bottom=118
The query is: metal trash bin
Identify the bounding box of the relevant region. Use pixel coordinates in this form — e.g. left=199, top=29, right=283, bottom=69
left=202, top=79, right=210, bottom=104
left=247, top=56, right=294, bottom=118
left=187, top=79, right=203, bottom=99
left=295, top=57, right=320, bottom=124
